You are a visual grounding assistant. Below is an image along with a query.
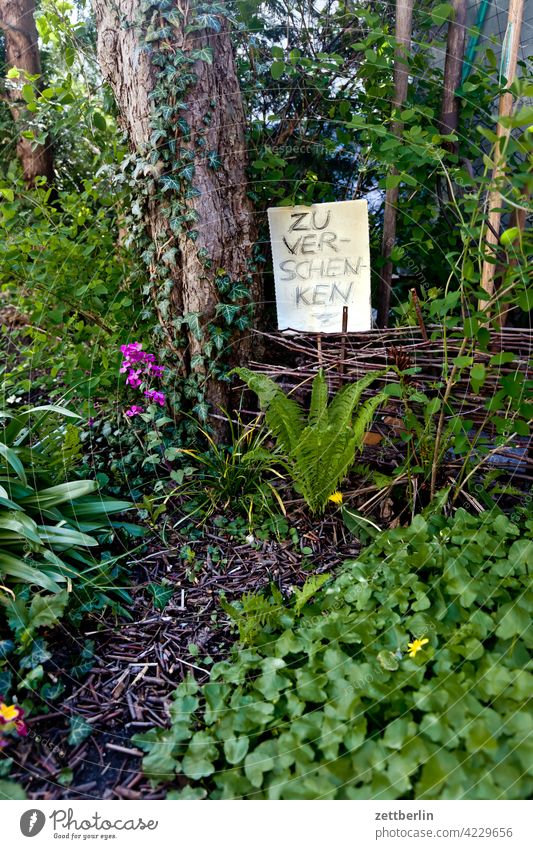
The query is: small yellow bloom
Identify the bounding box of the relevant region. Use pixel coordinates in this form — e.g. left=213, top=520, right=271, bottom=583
left=406, top=637, right=429, bottom=658
left=328, top=491, right=343, bottom=505
left=0, top=702, right=19, bottom=722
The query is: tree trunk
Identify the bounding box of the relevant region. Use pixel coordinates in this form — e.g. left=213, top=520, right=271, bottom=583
left=439, top=0, right=467, bottom=150
left=0, top=0, right=54, bottom=185
left=479, top=0, right=525, bottom=316
left=92, top=0, right=260, bottom=423
left=377, top=0, right=414, bottom=328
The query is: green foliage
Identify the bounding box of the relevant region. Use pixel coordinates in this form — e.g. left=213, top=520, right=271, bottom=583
left=0, top=780, right=27, bottom=800
left=68, top=714, right=93, bottom=747
left=234, top=368, right=386, bottom=514
left=220, top=586, right=285, bottom=647
left=0, top=179, right=140, bottom=411
left=381, top=341, right=532, bottom=511
left=134, top=509, right=533, bottom=799
left=147, top=581, right=175, bottom=611
left=0, top=405, right=132, bottom=594
left=171, top=416, right=286, bottom=529
left=220, top=574, right=332, bottom=646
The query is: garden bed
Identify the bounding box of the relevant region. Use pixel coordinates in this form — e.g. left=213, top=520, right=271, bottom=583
left=8, top=508, right=359, bottom=799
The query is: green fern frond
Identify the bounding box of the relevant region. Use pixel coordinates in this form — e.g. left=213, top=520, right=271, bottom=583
left=232, top=368, right=304, bottom=452
left=350, top=393, right=388, bottom=451
left=292, top=573, right=331, bottom=616
left=236, top=368, right=386, bottom=515
left=220, top=590, right=283, bottom=646
left=327, top=369, right=387, bottom=430
left=308, top=369, right=329, bottom=427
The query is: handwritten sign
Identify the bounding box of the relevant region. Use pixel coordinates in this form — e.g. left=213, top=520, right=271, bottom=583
left=267, top=200, right=371, bottom=333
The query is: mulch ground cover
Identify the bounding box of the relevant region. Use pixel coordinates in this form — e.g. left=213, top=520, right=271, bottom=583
left=9, top=507, right=360, bottom=799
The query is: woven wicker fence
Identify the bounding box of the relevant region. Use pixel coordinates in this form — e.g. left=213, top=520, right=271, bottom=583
left=246, top=326, right=532, bottom=433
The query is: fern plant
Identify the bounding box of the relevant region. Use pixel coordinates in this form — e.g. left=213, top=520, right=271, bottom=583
left=220, top=574, right=332, bottom=646
left=233, top=368, right=387, bottom=514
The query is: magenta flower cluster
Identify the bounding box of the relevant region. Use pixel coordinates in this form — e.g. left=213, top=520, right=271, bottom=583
left=120, top=342, right=166, bottom=417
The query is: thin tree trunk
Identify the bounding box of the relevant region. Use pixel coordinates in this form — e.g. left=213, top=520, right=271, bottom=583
left=377, top=0, right=414, bottom=328
left=479, top=0, right=525, bottom=315
left=93, top=0, right=260, bottom=421
left=439, top=0, right=467, bottom=149
left=0, top=0, right=54, bottom=185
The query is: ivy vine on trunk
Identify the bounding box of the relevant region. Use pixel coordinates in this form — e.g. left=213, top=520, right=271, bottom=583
left=93, top=0, right=261, bottom=427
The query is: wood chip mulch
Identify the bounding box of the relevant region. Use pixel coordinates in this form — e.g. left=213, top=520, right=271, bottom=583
left=9, top=508, right=359, bottom=800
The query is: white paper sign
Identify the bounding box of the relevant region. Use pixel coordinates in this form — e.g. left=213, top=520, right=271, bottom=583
left=267, top=200, right=371, bottom=333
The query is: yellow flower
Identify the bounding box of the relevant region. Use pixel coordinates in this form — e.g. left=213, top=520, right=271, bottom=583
left=328, top=491, right=343, bottom=505
left=0, top=702, right=20, bottom=723
left=406, top=637, right=429, bottom=658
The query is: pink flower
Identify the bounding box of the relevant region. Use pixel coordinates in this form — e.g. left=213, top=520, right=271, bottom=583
left=150, top=364, right=165, bottom=377
left=120, top=342, right=143, bottom=356
left=125, top=405, right=144, bottom=417
left=126, top=369, right=143, bottom=388
left=144, top=389, right=166, bottom=407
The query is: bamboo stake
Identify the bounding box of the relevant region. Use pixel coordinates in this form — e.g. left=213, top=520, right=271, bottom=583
left=439, top=0, right=468, bottom=150
left=479, top=0, right=525, bottom=314
left=377, top=0, right=415, bottom=328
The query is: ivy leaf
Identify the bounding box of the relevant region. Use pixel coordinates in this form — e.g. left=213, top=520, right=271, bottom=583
left=234, top=314, right=251, bottom=331
left=229, top=282, right=251, bottom=301
left=215, top=303, right=241, bottom=325
left=68, top=715, right=93, bottom=747
left=160, top=175, right=181, bottom=192
left=147, top=583, right=174, bottom=611
left=180, top=164, right=195, bottom=182
left=181, top=312, right=202, bottom=340
left=207, top=150, right=222, bottom=170
left=19, top=639, right=51, bottom=669
left=191, top=47, right=213, bottom=64
left=0, top=639, right=14, bottom=659
left=192, top=402, right=209, bottom=423
left=209, top=326, right=228, bottom=351
left=195, top=13, right=222, bottom=32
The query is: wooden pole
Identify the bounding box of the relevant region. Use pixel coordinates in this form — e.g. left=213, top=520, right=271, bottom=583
left=479, top=0, right=525, bottom=314
left=410, top=288, right=428, bottom=341
left=439, top=0, right=468, bottom=150
left=495, top=199, right=528, bottom=327
left=377, top=0, right=415, bottom=328
left=338, top=305, right=349, bottom=377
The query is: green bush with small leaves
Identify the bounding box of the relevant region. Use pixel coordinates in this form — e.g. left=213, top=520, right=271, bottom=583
left=134, top=509, right=532, bottom=799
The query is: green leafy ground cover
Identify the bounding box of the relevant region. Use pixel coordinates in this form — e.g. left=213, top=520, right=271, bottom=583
left=134, top=509, right=532, bottom=799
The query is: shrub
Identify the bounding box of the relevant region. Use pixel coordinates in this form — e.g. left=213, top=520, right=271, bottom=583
left=134, top=509, right=532, bottom=799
